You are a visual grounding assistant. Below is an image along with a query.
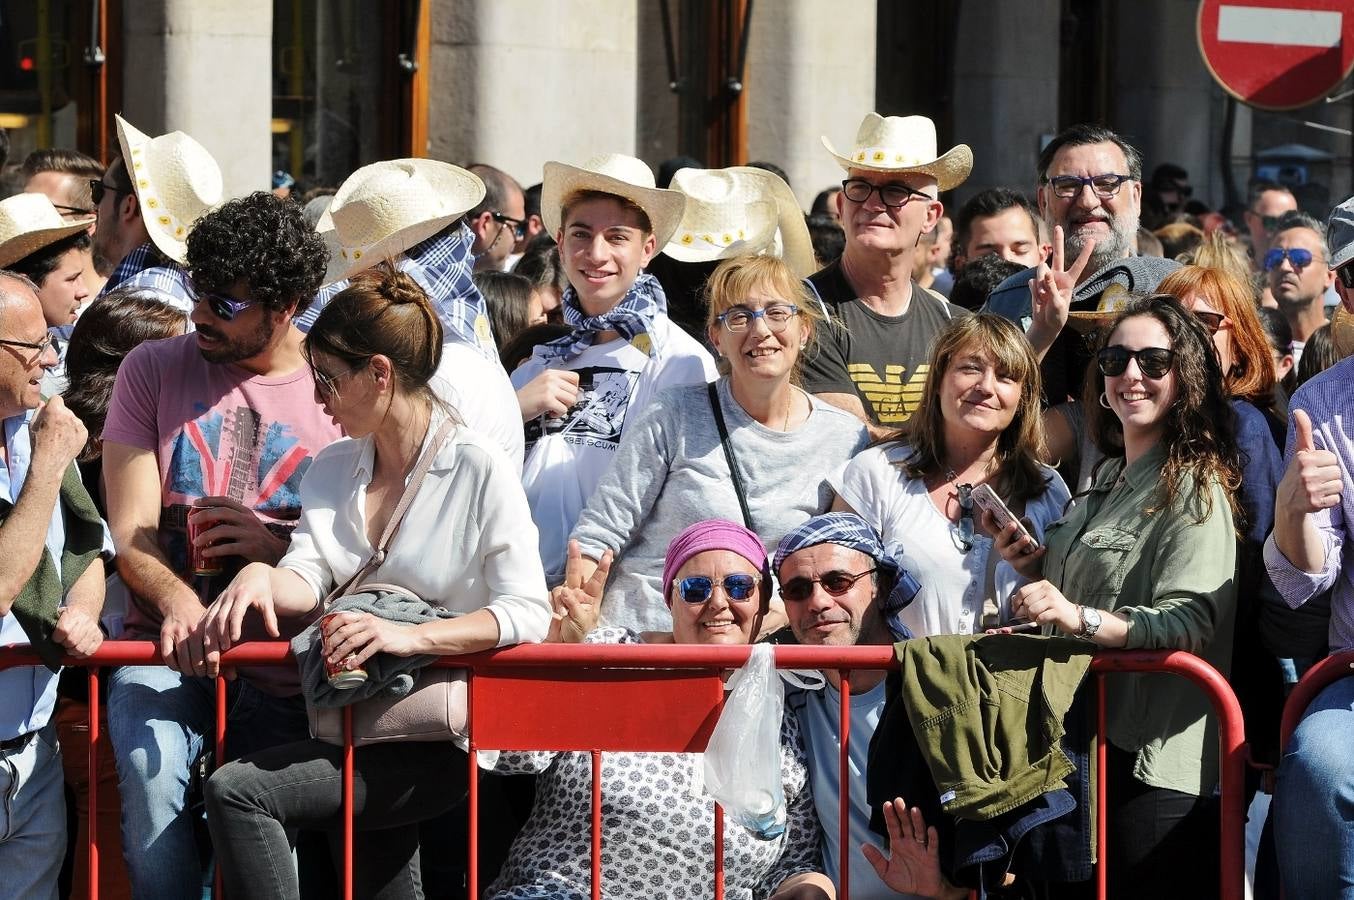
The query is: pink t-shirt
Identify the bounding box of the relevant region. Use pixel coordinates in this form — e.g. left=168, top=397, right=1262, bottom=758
left=103, top=334, right=342, bottom=689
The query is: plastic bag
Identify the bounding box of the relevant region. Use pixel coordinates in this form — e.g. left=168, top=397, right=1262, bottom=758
left=703, top=644, right=787, bottom=840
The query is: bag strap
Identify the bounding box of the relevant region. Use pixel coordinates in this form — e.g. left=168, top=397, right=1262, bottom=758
left=706, top=381, right=755, bottom=532
left=323, top=416, right=457, bottom=606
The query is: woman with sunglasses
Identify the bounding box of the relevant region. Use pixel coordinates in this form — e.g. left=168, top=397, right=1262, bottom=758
left=567, top=254, right=868, bottom=635
left=491, top=519, right=833, bottom=900
left=997, top=294, right=1242, bottom=899
left=831, top=313, right=1070, bottom=637
left=200, top=267, right=551, bottom=899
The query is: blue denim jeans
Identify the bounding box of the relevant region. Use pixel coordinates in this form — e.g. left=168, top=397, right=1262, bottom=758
left=107, top=665, right=308, bottom=900
left=0, top=722, right=64, bottom=900
left=1274, top=675, right=1354, bottom=900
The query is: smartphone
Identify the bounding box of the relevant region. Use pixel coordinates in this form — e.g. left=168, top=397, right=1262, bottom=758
left=1005, top=620, right=1042, bottom=633
left=970, top=483, right=1041, bottom=550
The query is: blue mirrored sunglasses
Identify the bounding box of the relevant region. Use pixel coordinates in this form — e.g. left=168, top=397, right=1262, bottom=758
left=673, top=573, right=761, bottom=604
left=1263, top=247, right=1314, bottom=272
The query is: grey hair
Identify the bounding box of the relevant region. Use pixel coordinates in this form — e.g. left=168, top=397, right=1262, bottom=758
left=0, top=269, right=40, bottom=328
left=1274, top=210, right=1332, bottom=263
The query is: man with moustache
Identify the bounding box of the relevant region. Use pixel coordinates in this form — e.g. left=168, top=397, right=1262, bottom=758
left=984, top=124, right=1180, bottom=403
left=100, top=192, right=341, bottom=897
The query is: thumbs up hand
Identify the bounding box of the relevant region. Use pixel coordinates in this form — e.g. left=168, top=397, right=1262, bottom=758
left=1279, top=409, right=1344, bottom=514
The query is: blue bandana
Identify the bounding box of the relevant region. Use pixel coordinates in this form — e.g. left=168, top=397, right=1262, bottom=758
left=773, top=512, right=921, bottom=641
left=532, top=272, right=667, bottom=363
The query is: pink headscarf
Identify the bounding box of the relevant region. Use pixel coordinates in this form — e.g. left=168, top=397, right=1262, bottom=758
left=661, top=519, right=768, bottom=608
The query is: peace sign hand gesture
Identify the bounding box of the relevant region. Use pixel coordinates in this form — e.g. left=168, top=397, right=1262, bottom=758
left=547, top=540, right=614, bottom=643
left=1026, top=225, right=1096, bottom=360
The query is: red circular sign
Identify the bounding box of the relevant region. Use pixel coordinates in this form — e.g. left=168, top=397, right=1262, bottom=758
left=1198, top=0, right=1354, bottom=110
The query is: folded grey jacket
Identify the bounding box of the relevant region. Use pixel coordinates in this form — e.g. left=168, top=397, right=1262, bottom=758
left=293, top=587, right=461, bottom=709
left=896, top=634, right=1096, bottom=821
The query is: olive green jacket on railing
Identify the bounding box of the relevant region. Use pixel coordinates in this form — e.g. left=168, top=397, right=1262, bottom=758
left=1041, top=443, right=1237, bottom=797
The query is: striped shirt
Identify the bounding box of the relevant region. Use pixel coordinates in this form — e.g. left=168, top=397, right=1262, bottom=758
left=100, top=242, right=194, bottom=313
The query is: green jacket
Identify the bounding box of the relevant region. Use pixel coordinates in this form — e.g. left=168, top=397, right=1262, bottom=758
left=1042, top=444, right=1237, bottom=796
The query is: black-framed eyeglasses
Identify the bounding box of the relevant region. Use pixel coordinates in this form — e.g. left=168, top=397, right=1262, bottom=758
left=491, top=211, right=526, bottom=240
left=1044, top=174, right=1133, bottom=200
left=779, top=568, right=877, bottom=603
left=840, top=178, right=931, bottom=209
left=1338, top=263, right=1354, bottom=291
left=53, top=203, right=95, bottom=218
left=0, top=334, right=57, bottom=358
left=672, top=573, right=761, bottom=604
left=954, top=484, right=975, bottom=553
left=190, top=283, right=258, bottom=321
left=1193, top=310, right=1227, bottom=335
left=1263, top=247, right=1315, bottom=272
left=716, top=303, right=801, bottom=333
left=88, top=179, right=132, bottom=206
left=1097, top=345, right=1176, bottom=379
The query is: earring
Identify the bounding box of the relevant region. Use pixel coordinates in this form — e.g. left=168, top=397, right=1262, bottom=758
left=1099, top=392, right=1112, bottom=409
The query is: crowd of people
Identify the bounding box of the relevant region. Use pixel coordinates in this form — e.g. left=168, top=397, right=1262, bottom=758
left=0, top=105, right=1351, bottom=900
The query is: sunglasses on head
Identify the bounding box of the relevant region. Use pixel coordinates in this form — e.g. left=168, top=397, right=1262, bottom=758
left=190, top=284, right=257, bottom=321
left=1263, top=247, right=1315, bottom=272
left=1097, top=345, right=1176, bottom=379
left=673, top=573, right=761, bottom=604
left=779, top=568, right=877, bottom=603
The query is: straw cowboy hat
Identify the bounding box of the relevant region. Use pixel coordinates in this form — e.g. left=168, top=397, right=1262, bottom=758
left=115, top=114, right=224, bottom=266
left=317, top=158, right=486, bottom=285
left=541, top=154, right=687, bottom=249
left=0, top=192, right=96, bottom=269
left=1331, top=303, right=1354, bottom=359
left=663, top=166, right=816, bottom=278
left=822, top=113, right=972, bottom=192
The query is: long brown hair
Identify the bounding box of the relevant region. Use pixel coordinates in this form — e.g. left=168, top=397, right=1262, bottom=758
left=1157, top=263, right=1275, bottom=405
left=1084, top=294, right=1243, bottom=526
left=896, top=313, right=1051, bottom=503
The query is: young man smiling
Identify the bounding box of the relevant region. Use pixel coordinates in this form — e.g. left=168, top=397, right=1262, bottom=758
left=511, top=154, right=716, bottom=582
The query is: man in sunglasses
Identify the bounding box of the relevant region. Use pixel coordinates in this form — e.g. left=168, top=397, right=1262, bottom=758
left=1266, top=210, right=1337, bottom=368
left=466, top=163, right=527, bottom=273
left=1266, top=195, right=1354, bottom=898
left=1243, top=181, right=1297, bottom=277
left=99, top=192, right=342, bottom=897
left=777, top=512, right=926, bottom=900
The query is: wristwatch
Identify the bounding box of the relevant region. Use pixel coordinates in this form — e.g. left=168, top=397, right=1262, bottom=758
left=1077, top=605, right=1102, bottom=639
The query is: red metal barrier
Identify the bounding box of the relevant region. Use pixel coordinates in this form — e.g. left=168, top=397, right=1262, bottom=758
left=0, top=641, right=1248, bottom=899
left=1279, top=650, right=1354, bottom=752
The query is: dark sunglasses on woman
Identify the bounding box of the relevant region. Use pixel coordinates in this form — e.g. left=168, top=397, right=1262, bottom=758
left=1096, top=346, right=1176, bottom=379
left=779, top=568, right=877, bottom=603
left=673, top=573, right=761, bottom=604
left=1192, top=311, right=1226, bottom=335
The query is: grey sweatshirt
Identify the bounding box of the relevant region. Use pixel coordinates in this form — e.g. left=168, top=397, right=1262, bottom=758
left=572, top=378, right=869, bottom=632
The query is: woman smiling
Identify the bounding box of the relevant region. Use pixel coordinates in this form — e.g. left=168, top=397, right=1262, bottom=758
left=567, top=254, right=868, bottom=634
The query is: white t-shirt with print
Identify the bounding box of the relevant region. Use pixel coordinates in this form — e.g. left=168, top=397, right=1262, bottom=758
left=512, top=315, right=716, bottom=579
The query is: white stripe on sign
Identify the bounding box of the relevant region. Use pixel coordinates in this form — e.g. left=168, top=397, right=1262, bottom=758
left=1218, top=6, right=1342, bottom=48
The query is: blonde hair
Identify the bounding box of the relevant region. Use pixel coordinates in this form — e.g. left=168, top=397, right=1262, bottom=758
left=703, top=255, right=824, bottom=380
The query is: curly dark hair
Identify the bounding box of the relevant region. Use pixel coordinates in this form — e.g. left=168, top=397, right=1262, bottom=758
left=1083, top=294, right=1244, bottom=529
left=185, top=191, right=328, bottom=314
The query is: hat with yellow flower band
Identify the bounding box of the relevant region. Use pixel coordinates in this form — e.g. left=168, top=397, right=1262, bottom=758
left=822, top=112, right=972, bottom=192
left=114, top=114, right=224, bottom=265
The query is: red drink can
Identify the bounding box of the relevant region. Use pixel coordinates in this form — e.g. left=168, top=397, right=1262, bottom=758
left=321, top=612, right=368, bottom=689
left=187, top=507, right=223, bottom=577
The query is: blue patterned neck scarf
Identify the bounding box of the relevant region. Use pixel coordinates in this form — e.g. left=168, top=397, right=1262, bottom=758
left=532, top=272, right=667, bottom=363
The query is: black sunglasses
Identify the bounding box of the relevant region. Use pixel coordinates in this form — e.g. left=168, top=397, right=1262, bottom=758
left=54, top=203, right=96, bottom=217
left=673, top=573, right=761, bottom=604
left=89, top=179, right=132, bottom=206
left=779, top=568, right=877, bottom=603
left=1193, top=310, right=1226, bottom=335
left=189, top=283, right=257, bottom=321
left=1338, top=264, right=1354, bottom=291
left=491, top=211, right=526, bottom=240
left=1097, top=345, right=1176, bottom=379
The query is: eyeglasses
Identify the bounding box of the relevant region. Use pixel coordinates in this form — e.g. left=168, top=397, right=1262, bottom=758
left=1193, top=310, right=1227, bottom=335
left=1044, top=174, right=1133, bottom=200
left=1338, top=264, right=1354, bottom=291
left=954, top=483, right=975, bottom=553
left=779, top=568, right=877, bottom=603
left=190, top=283, right=257, bottom=321
left=491, top=212, right=526, bottom=240
left=1096, top=345, right=1176, bottom=379
left=1258, top=214, right=1283, bottom=234
left=312, top=361, right=367, bottom=398
left=53, top=203, right=95, bottom=218
left=0, top=334, right=57, bottom=358
left=1263, top=247, right=1315, bottom=272
left=716, top=303, right=801, bottom=333
left=840, top=178, right=931, bottom=209
left=672, top=573, right=761, bottom=604
left=88, top=179, right=132, bottom=206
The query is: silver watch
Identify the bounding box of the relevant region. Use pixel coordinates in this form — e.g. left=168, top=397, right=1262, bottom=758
left=1077, top=605, right=1102, bottom=639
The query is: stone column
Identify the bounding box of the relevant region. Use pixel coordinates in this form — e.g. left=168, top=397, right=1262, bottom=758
left=121, top=0, right=273, bottom=197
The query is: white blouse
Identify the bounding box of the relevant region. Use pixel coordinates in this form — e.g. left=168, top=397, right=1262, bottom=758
left=279, top=419, right=552, bottom=647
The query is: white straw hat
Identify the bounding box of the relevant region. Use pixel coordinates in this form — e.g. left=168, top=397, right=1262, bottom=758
left=541, top=154, right=687, bottom=249
left=0, top=192, right=96, bottom=269
left=822, top=113, right=972, bottom=191
left=115, top=114, right=224, bottom=265
left=317, top=158, right=486, bottom=286
left=663, top=166, right=816, bottom=277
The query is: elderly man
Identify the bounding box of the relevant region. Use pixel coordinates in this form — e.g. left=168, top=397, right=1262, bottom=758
left=1266, top=210, right=1336, bottom=367
left=775, top=513, right=942, bottom=900
left=802, top=114, right=971, bottom=437
left=1267, top=196, right=1354, bottom=900
left=0, top=272, right=108, bottom=900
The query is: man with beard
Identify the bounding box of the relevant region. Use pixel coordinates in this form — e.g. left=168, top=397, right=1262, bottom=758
left=99, top=192, right=341, bottom=897
left=984, top=124, right=1181, bottom=403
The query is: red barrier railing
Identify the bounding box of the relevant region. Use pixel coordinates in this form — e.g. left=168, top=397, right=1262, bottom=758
left=1279, top=650, right=1354, bottom=752
left=0, top=642, right=1248, bottom=899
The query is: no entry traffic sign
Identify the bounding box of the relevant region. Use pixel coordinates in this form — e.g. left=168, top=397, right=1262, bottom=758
left=1198, top=0, right=1354, bottom=110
